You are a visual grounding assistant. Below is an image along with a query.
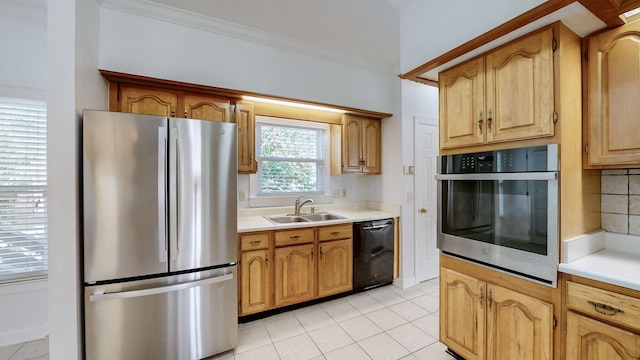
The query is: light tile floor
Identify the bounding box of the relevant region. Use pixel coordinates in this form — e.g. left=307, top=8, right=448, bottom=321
left=0, top=279, right=453, bottom=360
left=208, top=278, right=455, bottom=360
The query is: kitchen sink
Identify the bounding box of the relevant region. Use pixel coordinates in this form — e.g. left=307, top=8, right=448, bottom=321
left=264, top=212, right=346, bottom=224
left=300, top=213, right=346, bottom=221
left=265, top=216, right=310, bottom=224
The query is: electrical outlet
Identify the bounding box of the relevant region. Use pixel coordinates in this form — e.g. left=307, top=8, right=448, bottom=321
left=238, top=190, right=246, bottom=201
left=342, top=189, right=347, bottom=198
left=332, top=189, right=340, bottom=198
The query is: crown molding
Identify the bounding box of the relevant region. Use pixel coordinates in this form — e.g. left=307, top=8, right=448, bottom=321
left=100, top=0, right=397, bottom=76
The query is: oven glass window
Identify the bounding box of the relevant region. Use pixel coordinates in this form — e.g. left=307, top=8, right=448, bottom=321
left=442, top=179, right=548, bottom=255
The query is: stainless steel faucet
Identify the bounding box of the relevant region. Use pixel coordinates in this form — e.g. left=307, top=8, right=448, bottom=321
left=294, top=196, right=315, bottom=215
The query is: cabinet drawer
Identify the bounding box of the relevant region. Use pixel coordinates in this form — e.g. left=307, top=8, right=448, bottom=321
left=318, top=224, right=352, bottom=242
left=566, top=281, right=640, bottom=332
left=239, top=233, right=269, bottom=251
left=274, top=228, right=315, bottom=247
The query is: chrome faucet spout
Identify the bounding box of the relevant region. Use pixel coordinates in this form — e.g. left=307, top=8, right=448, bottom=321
left=294, top=196, right=315, bottom=215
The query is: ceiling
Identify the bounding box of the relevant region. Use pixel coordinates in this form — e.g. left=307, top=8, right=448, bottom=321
left=144, top=0, right=402, bottom=70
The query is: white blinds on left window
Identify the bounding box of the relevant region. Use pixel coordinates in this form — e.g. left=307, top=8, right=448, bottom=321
left=0, top=97, right=47, bottom=282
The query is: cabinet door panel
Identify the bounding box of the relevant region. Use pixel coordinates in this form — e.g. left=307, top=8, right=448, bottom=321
left=240, top=249, right=271, bottom=315
left=318, top=239, right=352, bottom=297
left=182, top=94, right=231, bottom=122
left=274, top=244, right=315, bottom=307
left=486, top=28, right=554, bottom=144
left=236, top=101, right=256, bottom=173
left=440, top=268, right=485, bottom=360
left=486, top=284, right=553, bottom=360
left=566, top=311, right=640, bottom=360
left=342, top=116, right=363, bottom=173
left=439, top=57, right=485, bottom=149
left=362, top=118, right=381, bottom=174
left=119, top=85, right=177, bottom=117
left=587, top=21, right=640, bottom=166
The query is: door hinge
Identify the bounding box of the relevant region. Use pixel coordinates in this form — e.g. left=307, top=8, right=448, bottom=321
left=563, top=322, right=567, bottom=334
left=552, top=111, right=558, bottom=123
left=552, top=38, right=557, bottom=52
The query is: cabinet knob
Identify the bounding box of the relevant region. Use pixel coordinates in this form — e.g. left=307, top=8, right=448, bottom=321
left=478, top=111, right=483, bottom=134
left=487, top=110, right=493, bottom=131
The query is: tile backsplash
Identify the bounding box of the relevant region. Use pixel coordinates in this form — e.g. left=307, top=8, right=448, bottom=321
left=601, top=169, right=640, bottom=235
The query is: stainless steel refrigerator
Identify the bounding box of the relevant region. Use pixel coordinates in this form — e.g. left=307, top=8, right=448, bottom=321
left=82, top=110, right=238, bottom=360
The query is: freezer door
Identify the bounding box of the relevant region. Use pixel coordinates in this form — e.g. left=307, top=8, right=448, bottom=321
left=83, top=110, right=168, bottom=283
left=84, top=266, right=238, bottom=360
left=169, top=119, right=237, bottom=272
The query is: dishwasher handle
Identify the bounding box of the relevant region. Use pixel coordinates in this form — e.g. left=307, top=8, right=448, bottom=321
left=361, top=224, right=391, bottom=231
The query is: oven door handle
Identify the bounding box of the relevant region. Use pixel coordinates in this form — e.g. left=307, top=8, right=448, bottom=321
left=435, top=172, right=557, bottom=181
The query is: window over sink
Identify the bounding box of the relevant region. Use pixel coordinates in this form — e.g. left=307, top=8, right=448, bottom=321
left=249, top=115, right=330, bottom=207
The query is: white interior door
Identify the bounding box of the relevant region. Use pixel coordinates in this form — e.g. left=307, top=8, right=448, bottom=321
left=414, top=116, right=439, bottom=282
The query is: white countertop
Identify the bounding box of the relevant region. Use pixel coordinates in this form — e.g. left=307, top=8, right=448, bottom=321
left=237, top=201, right=400, bottom=233
left=559, top=230, right=640, bottom=291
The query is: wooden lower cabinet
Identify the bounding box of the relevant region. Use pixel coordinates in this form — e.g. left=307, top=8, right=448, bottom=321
left=274, top=243, right=316, bottom=307
left=441, top=268, right=485, bottom=360
left=239, top=224, right=355, bottom=316
left=486, top=284, right=553, bottom=360
left=318, top=239, right=352, bottom=297
left=240, top=249, right=271, bottom=315
left=440, top=262, right=554, bottom=360
left=566, top=311, right=640, bottom=360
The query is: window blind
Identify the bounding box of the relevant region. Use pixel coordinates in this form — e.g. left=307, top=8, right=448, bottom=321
left=256, top=118, right=327, bottom=195
left=0, top=98, right=47, bottom=282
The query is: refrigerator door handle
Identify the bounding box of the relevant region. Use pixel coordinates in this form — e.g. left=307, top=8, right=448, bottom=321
left=89, top=273, right=234, bottom=302
left=158, top=127, right=167, bottom=263
left=169, top=126, right=179, bottom=262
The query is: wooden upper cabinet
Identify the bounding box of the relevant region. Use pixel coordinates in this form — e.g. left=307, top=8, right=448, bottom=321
left=440, top=268, right=485, bottom=360
left=182, top=94, right=231, bottom=122
left=235, top=100, right=256, bottom=174
left=439, top=25, right=556, bottom=151
left=117, top=85, right=178, bottom=117
left=585, top=20, right=640, bottom=167
left=486, top=284, right=553, bottom=360
left=342, top=114, right=381, bottom=174
left=485, top=27, right=555, bottom=144
left=439, top=57, right=485, bottom=149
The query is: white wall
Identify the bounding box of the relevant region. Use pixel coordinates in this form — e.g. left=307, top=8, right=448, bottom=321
left=99, top=7, right=397, bottom=114
left=0, top=0, right=48, bottom=347
left=47, top=0, right=106, bottom=359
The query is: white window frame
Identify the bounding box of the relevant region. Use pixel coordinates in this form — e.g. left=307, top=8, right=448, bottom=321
left=249, top=116, right=331, bottom=208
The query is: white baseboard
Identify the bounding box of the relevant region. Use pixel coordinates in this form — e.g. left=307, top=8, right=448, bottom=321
left=393, top=276, right=417, bottom=289
left=0, top=325, right=48, bottom=347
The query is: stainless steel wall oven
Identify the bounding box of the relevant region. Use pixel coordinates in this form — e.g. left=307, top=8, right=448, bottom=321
left=436, top=145, right=559, bottom=287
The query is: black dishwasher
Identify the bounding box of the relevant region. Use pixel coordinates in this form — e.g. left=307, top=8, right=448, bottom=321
left=353, top=218, right=395, bottom=292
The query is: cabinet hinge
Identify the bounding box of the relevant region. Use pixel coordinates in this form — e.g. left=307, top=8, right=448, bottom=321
left=563, top=322, right=567, bottom=334
left=553, top=316, right=557, bottom=329
left=584, top=50, right=589, bottom=61
left=552, top=38, right=557, bottom=52
left=585, top=144, right=589, bottom=154
left=552, top=111, right=558, bottom=123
